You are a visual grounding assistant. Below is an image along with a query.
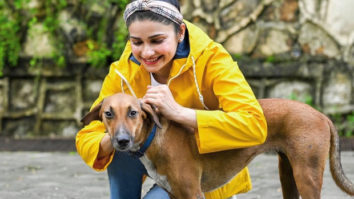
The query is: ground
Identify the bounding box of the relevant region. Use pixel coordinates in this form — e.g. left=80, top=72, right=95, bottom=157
left=0, top=151, right=353, bottom=198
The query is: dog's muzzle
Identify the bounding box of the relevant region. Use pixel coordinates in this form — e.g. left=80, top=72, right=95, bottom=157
left=112, top=133, right=132, bottom=151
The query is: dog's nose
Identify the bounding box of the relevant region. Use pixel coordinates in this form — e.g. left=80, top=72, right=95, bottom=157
left=117, top=134, right=130, bottom=147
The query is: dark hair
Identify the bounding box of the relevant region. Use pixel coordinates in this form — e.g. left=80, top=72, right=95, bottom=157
left=126, top=0, right=182, bottom=34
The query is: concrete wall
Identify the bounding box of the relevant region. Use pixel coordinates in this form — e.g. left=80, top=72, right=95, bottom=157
left=0, top=0, right=353, bottom=137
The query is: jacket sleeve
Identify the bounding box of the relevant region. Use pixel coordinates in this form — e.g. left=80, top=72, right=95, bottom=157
left=75, top=61, right=121, bottom=171
left=195, top=44, right=267, bottom=154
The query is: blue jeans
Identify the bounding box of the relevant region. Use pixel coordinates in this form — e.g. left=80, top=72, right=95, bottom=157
left=107, top=151, right=170, bottom=199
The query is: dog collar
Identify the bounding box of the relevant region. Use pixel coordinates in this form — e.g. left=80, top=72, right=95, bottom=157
left=131, top=124, right=157, bottom=158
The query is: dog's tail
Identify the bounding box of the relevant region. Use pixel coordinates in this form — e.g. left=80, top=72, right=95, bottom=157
left=328, top=118, right=354, bottom=195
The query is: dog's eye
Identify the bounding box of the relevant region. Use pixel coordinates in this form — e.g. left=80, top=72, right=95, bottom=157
left=128, top=110, right=138, bottom=118
left=104, top=111, right=113, bottom=119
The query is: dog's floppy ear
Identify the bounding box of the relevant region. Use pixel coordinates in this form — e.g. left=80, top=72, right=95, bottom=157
left=81, top=101, right=103, bottom=126
left=140, top=102, right=162, bottom=128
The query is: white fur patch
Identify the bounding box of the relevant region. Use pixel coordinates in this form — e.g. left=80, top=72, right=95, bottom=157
left=140, top=155, right=172, bottom=192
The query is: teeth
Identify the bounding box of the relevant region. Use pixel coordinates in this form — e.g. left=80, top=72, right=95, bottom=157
left=145, top=57, right=158, bottom=62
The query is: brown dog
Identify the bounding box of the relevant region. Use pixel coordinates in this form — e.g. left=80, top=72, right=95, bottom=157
left=82, top=93, right=354, bottom=199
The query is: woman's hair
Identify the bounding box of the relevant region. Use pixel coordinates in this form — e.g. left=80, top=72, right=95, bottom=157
left=125, top=0, right=182, bottom=34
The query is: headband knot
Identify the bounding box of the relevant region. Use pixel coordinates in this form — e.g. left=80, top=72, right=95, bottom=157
left=141, top=0, right=149, bottom=10
left=124, top=0, right=183, bottom=25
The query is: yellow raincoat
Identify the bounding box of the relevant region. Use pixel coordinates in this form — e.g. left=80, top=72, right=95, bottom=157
left=76, top=20, right=267, bottom=198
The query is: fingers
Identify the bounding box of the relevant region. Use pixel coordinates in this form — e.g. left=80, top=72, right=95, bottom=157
left=142, top=86, right=163, bottom=111
left=143, top=85, right=168, bottom=102
left=143, top=85, right=175, bottom=114
left=142, top=91, right=161, bottom=105
left=146, top=85, right=169, bottom=94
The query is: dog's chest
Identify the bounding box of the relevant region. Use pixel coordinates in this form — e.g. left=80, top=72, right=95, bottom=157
left=140, top=155, right=172, bottom=192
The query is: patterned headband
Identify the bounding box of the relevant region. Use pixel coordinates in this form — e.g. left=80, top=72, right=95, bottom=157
left=123, top=0, right=183, bottom=25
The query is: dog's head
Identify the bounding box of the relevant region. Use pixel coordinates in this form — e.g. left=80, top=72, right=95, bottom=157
left=81, top=93, right=161, bottom=152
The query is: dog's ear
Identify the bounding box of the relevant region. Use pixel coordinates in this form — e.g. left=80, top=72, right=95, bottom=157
left=140, top=102, right=162, bottom=128
left=81, top=101, right=103, bottom=126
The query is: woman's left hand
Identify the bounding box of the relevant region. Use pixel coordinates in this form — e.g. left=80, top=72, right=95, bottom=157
left=142, top=85, right=182, bottom=121
left=142, top=85, right=197, bottom=129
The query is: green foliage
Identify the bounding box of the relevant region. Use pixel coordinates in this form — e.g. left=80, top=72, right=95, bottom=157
left=289, top=92, right=314, bottom=107
left=86, top=7, right=128, bottom=68
left=112, top=17, right=128, bottom=60
left=265, top=55, right=275, bottom=63
left=0, top=0, right=23, bottom=76
left=233, top=53, right=243, bottom=60
left=333, top=112, right=354, bottom=137
left=87, top=43, right=112, bottom=68
left=0, top=0, right=129, bottom=76
left=346, top=114, right=354, bottom=137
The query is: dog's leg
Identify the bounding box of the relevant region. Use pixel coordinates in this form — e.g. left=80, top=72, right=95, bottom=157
left=288, top=147, right=327, bottom=199
left=168, top=175, right=204, bottom=199
left=170, top=186, right=204, bottom=199
left=292, top=165, right=323, bottom=199
left=278, top=153, right=299, bottom=199
left=166, top=169, right=204, bottom=199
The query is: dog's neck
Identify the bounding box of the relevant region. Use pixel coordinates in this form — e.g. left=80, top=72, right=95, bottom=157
left=139, top=118, right=174, bottom=192
left=130, top=124, right=158, bottom=157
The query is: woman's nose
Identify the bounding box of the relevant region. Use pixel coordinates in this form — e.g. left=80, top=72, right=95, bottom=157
left=141, top=45, right=154, bottom=57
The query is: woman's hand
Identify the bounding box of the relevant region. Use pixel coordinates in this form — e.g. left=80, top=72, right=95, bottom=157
left=142, top=85, right=197, bottom=129
left=93, top=133, right=114, bottom=169
left=143, top=85, right=181, bottom=119
left=98, top=133, right=113, bottom=159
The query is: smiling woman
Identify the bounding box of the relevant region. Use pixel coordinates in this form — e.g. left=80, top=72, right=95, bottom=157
left=128, top=20, right=184, bottom=83
left=76, top=0, right=267, bottom=199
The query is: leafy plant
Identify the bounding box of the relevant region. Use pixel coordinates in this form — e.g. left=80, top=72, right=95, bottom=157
left=0, top=0, right=129, bottom=76
left=0, top=0, right=23, bottom=76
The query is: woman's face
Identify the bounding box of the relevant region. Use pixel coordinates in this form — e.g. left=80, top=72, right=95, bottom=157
left=128, top=20, right=183, bottom=77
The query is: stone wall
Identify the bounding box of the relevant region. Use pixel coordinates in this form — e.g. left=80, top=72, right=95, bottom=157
left=0, top=60, right=108, bottom=138
left=0, top=0, right=353, bottom=138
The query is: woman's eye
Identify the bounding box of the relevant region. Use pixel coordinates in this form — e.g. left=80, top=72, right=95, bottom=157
left=132, top=40, right=142, bottom=45
left=104, top=111, right=113, bottom=119
left=152, top=39, right=163, bottom=44
left=128, top=110, right=138, bottom=118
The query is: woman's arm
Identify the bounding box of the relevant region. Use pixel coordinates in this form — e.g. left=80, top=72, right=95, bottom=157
left=194, top=44, right=267, bottom=154
left=98, top=133, right=114, bottom=158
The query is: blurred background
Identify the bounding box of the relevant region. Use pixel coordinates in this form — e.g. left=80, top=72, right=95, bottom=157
left=0, top=0, right=353, bottom=148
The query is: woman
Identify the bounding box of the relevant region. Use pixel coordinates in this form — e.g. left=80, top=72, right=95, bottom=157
left=76, top=0, right=267, bottom=198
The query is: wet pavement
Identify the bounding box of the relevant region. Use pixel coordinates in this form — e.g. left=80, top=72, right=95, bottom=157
left=0, top=151, right=353, bottom=199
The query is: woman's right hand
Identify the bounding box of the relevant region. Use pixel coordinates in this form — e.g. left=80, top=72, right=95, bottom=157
left=98, top=133, right=114, bottom=159
left=93, top=133, right=114, bottom=169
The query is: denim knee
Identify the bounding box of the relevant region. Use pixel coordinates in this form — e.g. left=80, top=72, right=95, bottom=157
left=107, top=151, right=170, bottom=199
left=107, top=152, right=147, bottom=199
left=143, top=184, right=170, bottom=199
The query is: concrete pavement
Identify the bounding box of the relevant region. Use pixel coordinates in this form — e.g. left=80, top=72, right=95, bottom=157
left=0, top=151, right=353, bottom=198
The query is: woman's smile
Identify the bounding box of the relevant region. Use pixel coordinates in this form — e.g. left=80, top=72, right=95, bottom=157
left=128, top=20, right=180, bottom=77
left=141, top=56, right=162, bottom=66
